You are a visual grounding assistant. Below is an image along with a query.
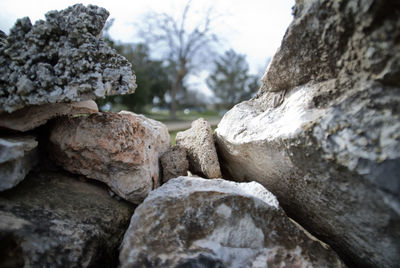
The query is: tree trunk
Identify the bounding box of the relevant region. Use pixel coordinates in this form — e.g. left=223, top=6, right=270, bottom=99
left=170, top=84, right=178, bottom=120
left=170, top=73, right=184, bottom=120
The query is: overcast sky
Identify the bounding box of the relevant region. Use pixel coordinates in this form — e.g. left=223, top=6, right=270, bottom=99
left=0, top=0, right=294, bottom=96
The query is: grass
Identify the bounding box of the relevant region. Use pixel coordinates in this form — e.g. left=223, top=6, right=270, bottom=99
left=169, top=130, right=179, bottom=145
left=145, top=110, right=220, bottom=123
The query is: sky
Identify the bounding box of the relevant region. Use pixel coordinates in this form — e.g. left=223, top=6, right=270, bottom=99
left=0, top=0, right=294, bottom=97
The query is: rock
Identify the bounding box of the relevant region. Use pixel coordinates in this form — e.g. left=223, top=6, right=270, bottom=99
left=119, top=177, right=345, bottom=268
left=49, top=111, right=170, bottom=204
left=0, top=170, right=134, bottom=267
left=215, top=0, right=400, bottom=267
left=0, top=4, right=136, bottom=114
left=0, top=136, right=38, bottom=191
left=176, top=118, right=221, bottom=178
left=0, top=100, right=98, bottom=132
left=0, top=30, right=6, bottom=48
left=160, top=145, right=189, bottom=183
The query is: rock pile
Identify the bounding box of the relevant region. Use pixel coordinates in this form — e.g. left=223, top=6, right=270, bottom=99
left=0, top=4, right=163, bottom=266
left=2, top=0, right=399, bottom=267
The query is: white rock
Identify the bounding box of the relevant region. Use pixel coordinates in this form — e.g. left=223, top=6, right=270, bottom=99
left=119, top=177, right=345, bottom=268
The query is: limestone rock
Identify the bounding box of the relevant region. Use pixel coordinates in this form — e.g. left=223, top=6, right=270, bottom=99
left=0, top=4, right=136, bottom=114
left=0, top=100, right=98, bottom=132
left=160, top=145, right=189, bottom=183
left=0, top=170, right=134, bottom=267
left=119, top=177, right=345, bottom=268
left=49, top=111, right=170, bottom=204
left=176, top=118, right=221, bottom=178
left=215, top=1, right=400, bottom=267
left=0, top=136, right=38, bottom=191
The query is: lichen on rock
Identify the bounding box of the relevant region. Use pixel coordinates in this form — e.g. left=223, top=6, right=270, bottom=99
left=0, top=4, right=136, bottom=114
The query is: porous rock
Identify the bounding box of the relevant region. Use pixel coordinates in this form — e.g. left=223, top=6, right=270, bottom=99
left=176, top=118, right=221, bottom=178
left=0, top=4, right=136, bottom=114
left=119, top=177, right=345, bottom=268
left=0, top=100, right=98, bottom=132
left=0, top=170, right=134, bottom=267
left=215, top=0, right=400, bottom=267
left=160, top=145, right=188, bottom=183
left=49, top=111, right=170, bottom=204
left=0, top=135, right=38, bottom=191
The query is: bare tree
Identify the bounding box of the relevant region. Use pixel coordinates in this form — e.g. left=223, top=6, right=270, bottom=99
left=139, top=0, right=218, bottom=119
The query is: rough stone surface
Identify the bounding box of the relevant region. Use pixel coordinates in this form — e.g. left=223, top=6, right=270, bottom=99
left=49, top=111, right=170, bottom=204
left=119, top=177, right=345, bottom=268
left=0, top=4, right=136, bottom=114
left=0, top=170, right=134, bottom=267
left=215, top=1, right=400, bottom=267
left=160, top=145, right=189, bottom=183
left=0, top=100, right=98, bottom=132
left=176, top=118, right=221, bottom=178
left=0, top=136, right=38, bottom=191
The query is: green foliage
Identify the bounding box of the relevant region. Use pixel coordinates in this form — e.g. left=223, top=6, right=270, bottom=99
left=207, top=49, right=260, bottom=109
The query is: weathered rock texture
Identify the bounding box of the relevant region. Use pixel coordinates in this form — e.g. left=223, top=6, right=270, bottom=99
left=49, top=111, right=170, bottom=204
left=119, top=177, right=345, bottom=268
left=0, top=136, right=38, bottom=191
left=160, top=145, right=189, bottom=183
left=176, top=118, right=221, bottom=178
left=0, top=170, right=134, bottom=267
left=0, top=4, right=136, bottom=114
left=0, top=100, right=98, bottom=131
left=215, top=1, right=400, bottom=267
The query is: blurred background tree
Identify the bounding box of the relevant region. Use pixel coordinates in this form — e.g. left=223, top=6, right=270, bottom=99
left=138, top=0, right=218, bottom=119
left=207, top=49, right=260, bottom=109
left=98, top=2, right=265, bottom=120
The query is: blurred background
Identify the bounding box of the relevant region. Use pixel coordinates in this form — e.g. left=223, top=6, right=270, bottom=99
left=0, top=0, right=294, bottom=132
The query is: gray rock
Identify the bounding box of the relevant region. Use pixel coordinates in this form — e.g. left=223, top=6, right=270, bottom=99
left=176, top=118, right=221, bottom=178
left=261, top=0, right=400, bottom=94
left=215, top=0, right=400, bottom=267
left=0, top=4, right=136, bottom=114
left=119, top=177, right=345, bottom=268
left=0, top=100, right=98, bottom=131
left=0, top=136, right=38, bottom=191
left=0, top=30, right=6, bottom=48
left=49, top=111, right=170, bottom=204
left=160, top=145, right=189, bottom=183
left=0, top=170, right=134, bottom=267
